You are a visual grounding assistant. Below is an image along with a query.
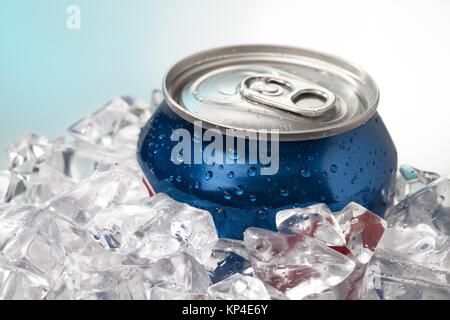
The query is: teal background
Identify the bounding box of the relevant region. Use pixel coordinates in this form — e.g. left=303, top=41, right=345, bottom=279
left=0, top=0, right=166, bottom=168
left=0, top=0, right=270, bottom=168
left=1, top=0, right=450, bottom=173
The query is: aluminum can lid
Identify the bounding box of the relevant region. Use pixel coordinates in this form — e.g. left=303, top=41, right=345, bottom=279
left=163, top=45, right=379, bottom=140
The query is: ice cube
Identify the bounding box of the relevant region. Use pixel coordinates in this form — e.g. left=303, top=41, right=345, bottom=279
left=0, top=171, right=10, bottom=202
left=377, top=225, right=450, bottom=269
left=0, top=255, right=50, bottom=300
left=110, top=268, right=148, bottom=300
left=244, top=228, right=355, bottom=300
left=276, top=204, right=345, bottom=246
left=368, top=249, right=450, bottom=300
left=302, top=290, right=338, bottom=300
left=68, top=97, right=152, bottom=150
left=132, top=194, right=218, bottom=261
left=395, top=164, right=441, bottom=202
left=375, top=278, right=450, bottom=300
left=89, top=203, right=160, bottom=251
left=47, top=169, right=146, bottom=227
left=0, top=206, right=65, bottom=279
left=151, top=89, right=164, bottom=111
left=23, top=165, right=76, bottom=205
left=121, top=96, right=154, bottom=126
left=386, top=177, right=450, bottom=236
left=371, top=177, right=450, bottom=299
left=83, top=266, right=149, bottom=300
left=206, top=250, right=253, bottom=284
left=50, top=215, right=95, bottom=255
left=277, top=202, right=387, bottom=265
left=0, top=205, right=41, bottom=249
left=2, top=173, right=27, bottom=203
left=197, top=238, right=253, bottom=284
left=208, top=273, right=270, bottom=300
left=371, top=226, right=450, bottom=299
left=414, top=166, right=441, bottom=184
left=335, top=202, right=387, bottom=265
left=46, top=258, right=133, bottom=300
left=263, top=283, right=288, bottom=300
left=90, top=193, right=217, bottom=262
left=47, top=139, right=132, bottom=182
left=344, top=263, right=372, bottom=300
left=149, top=286, right=208, bottom=300
left=142, top=253, right=210, bottom=297
left=4, top=134, right=59, bottom=203
left=51, top=205, right=151, bottom=271
left=69, top=241, right=130, bottom=273
left=6, top=134, right=52, bottom=175
left=277, top=203, right=386, bottom=299
left=5, top=135, right=135, bottom=205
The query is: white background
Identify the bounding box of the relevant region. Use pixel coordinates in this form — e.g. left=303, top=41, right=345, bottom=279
left=157, top=0, right=450, bottom=175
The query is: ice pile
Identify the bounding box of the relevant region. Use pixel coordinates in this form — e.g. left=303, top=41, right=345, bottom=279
left=1, top=93, right=449, bottom=300
left=271, top=202, right=386, bottom=299
left=367, top=165, right=450, bottom=299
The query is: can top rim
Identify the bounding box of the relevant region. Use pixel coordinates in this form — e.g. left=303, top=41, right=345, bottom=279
left=162, top=44, right=379, bottom=141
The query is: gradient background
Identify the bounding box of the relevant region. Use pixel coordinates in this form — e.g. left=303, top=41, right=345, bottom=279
left=1, top=0, right=449, bottom=174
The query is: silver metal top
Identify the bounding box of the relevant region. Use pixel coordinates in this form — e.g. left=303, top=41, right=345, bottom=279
left=240, top=73, right=336, bottom=117
left=163, top=45, right=379, bottom=141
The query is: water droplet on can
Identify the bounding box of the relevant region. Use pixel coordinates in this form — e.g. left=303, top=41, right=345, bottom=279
left=300, top=168, right=311, bottom=178
left=247, top=167, right=257, bottom=177
left=234, top=185, right=244, bottom=195
left=256, top=208, right=267, bottom=220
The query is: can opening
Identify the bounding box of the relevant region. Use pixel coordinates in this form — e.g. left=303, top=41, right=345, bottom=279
left=292, top=90, right=329, bottom=111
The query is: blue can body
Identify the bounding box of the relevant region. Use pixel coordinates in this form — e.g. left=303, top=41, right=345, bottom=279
left=138, top=102, right=397, bottom=239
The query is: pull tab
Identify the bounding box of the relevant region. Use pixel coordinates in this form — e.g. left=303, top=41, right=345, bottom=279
left=239, top=74, right=336, bottom=117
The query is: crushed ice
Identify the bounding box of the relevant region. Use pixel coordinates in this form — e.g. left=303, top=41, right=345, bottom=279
left=0, top=93, right=449, bottom=300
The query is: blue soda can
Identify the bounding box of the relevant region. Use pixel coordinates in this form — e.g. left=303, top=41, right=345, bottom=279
left=138, top=45, right=397, bottom=239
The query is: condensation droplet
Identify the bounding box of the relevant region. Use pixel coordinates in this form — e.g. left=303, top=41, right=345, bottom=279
left=234, top=185, right=244, bottom=196
left=300, top=168, right=311, bottom=178
left=247, top=167, right=257, bottom=177
left=205, top=170, right=213, bottom=181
